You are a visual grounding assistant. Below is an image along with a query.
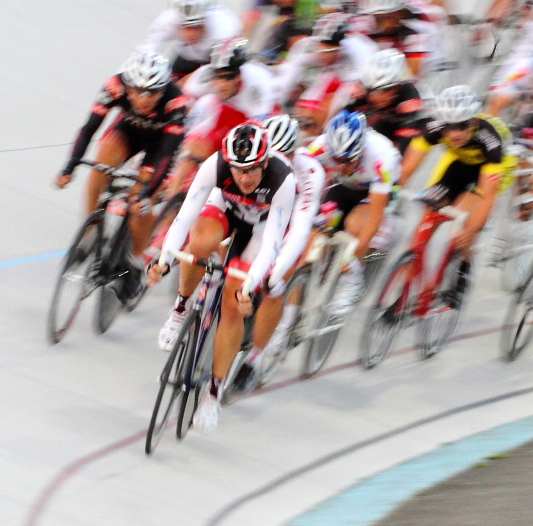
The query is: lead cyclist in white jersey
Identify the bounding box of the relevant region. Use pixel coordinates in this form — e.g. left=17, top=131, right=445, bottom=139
left=148, top=122, right=296, bottom=432
left=131, top=0, right=241, bottom=83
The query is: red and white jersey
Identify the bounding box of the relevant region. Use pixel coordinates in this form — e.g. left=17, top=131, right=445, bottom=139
left=183, top=62, right=276, bottom=122
left=272, top=148, right=326, bottom=281
left=307, top=129, right=401, bottom=194
left=273, top=35, right=379, bottom=107
left=132, top=6, right=241, bottom=63
left=162, top=151, right=296, bottom=290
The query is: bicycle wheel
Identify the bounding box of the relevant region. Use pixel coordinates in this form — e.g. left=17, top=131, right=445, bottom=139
left=93, top=236, right=130, bottom=334
left=501, top=221, right=533, bottom=293
left=176, top=311, right=215, bottom=439
left=501, top=271, right=533, bottom=362
left=258, top=264, right=313, bottom=386
left=145, top=311, right=200, bottom=454
left=418, top=251, right=470, bottom=359
left=360, top=251, right=418, bottom=369
left=360, top=249, right=387, bottom=299
left=47, top=213, right=102, bottom=344
left=302, top=258, right=344, bottom=379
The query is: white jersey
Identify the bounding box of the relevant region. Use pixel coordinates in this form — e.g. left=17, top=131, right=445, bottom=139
left=307, top=129, right=401, bottom=195
left=184, top=62, right=276, bottom=125
left=162, top=151, right=296, bottom=290
left=273, top=35, right=379, bottom=106
left=489, top=19, right=533, bottom=97
left=132, top=6, right=241, bottom=63
left=271, top=148, right=326, bottom=283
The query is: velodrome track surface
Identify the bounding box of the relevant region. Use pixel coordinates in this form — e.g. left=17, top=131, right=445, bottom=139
left=3, top=1, right=532, bottom=525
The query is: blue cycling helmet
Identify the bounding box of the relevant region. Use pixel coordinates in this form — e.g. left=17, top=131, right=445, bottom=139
left=326, top=110, right=367, bottom=160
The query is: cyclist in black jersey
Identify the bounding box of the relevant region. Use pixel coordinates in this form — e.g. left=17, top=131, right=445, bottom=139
left=56, top=51, right=187, bottom=299
left=346, top=48, right=425, bottom=154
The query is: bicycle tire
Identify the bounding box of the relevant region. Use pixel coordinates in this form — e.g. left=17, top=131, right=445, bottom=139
left=93, top=234, right=130, bottom=334
left=360, top=249, right=387, bottom=299
left=360, top=251, right=418, bottom=369
left=176, top=311, right=214, bottom=439
left=501, top=222, right=533, bottom=293
left=302, top=256, right=344, bottom=379
left=145, top=311, right=199, bottom=454
left=47, top=213, right=103, bottom=344
left=418, top=251, right=470, bottom=359
left=501, top=271, right=533, bottom=362
left=258, top=264, right=313, bottom=386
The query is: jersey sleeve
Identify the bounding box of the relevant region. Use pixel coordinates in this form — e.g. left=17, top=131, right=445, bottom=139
left=272, top=156, right=325, bottom=281
left=368, top=147, right=401, bottom=195
left=181, top=64, right=213, bottom=99
left=62, top=76, right=123, bottom=174
left=161, top=152, right=218, bottom=265
left=475, top=121, right=504, bottom=164
left=139, top=94, right=188, bottom=198
left=246, top=173, right=296, bottom=290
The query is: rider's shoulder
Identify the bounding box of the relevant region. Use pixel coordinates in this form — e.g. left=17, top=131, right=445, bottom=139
left=365, top=128, right=400, bottom=158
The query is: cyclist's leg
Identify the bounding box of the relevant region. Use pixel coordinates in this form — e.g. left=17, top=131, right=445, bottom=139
left=180, top=202, right=228, bottom=298
left=84, top=117, right=130, bottom=214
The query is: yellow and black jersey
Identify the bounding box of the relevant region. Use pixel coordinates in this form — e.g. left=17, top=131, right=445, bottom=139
left=410, top=113, right=512, bottom=166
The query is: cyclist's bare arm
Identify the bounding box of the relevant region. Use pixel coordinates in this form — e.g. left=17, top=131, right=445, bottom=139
left=400, top=138, right=431, bottom=185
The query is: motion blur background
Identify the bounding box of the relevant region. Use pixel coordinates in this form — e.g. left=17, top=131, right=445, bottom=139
left=3, top=1, right=532, bottom=526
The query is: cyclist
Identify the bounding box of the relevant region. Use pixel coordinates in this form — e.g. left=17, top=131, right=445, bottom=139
left=167, top=37, right=276, bottom=195
left=485, top=5, right=533, bottom=117
left=357, top=0, right=442, bottom=77
left=233, top=114, right=326, bottom=391
left=147, top=122, right=296, bottom=432
left=130, top=0, right=241, bottom=84
left=55, top=52, right=186, bottom=301
left=274, top=12, right=378, bottom=140
left=243, top=0, right=318, bottom=63
left=305, top=109, right=402, bottom=313
left=400, top=85, right=515, bottom=303
left=345, top=48, right=425, bottom=154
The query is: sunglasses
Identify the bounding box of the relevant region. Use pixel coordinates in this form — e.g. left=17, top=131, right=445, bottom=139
left=230, top=164, right=262, bottom=174
left=213, top=70, right=240, bottom=81
left=128, top=86, right=163, bottom=97
left=443, top=121, right=471, bottom=131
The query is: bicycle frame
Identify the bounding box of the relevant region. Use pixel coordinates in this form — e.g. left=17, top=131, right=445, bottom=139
left=395, top=209, right=461, bottom=319
left=301, top=229, right=359, bottom=339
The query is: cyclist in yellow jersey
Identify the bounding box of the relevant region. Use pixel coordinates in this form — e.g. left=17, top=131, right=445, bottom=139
left=400, top=85, right=516, bottom=303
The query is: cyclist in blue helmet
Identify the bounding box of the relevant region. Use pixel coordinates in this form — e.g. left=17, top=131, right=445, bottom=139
left=304, top=109, right=402, bottom=313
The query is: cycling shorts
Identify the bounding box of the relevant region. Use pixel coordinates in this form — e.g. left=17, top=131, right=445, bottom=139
left=320, top=184, right=369, bottom=232
left=199, top=188, right=267, bottom=272
left=425, top=150, right=516, bottom=201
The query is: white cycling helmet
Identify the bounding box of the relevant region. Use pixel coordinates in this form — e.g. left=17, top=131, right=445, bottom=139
left=172, top=0, right=211, bottom=27
left=121, top=52, right=171, bottom=91
left=263, top=114, right=299, bottom=155
left=211, top=37, right=248, bottom=71
left=359, top=0, right=404, bottom=14
left=433, top=85, right=481, bottom=124
left=312, top=13, right=350, bottom=45
left=361, top=49, right=407, bottom=90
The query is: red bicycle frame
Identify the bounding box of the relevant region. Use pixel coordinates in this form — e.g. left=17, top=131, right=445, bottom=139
left=393, top=209, right=459, bottom=319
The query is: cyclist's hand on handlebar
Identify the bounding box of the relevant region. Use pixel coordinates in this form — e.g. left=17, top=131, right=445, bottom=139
left=147, top=263, right=169, bottom=287
left=235, top=288, right=253, bottom=317
left=129, top=194, right=152, bottom=216
left=55, top=173, right=71, bottom=189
